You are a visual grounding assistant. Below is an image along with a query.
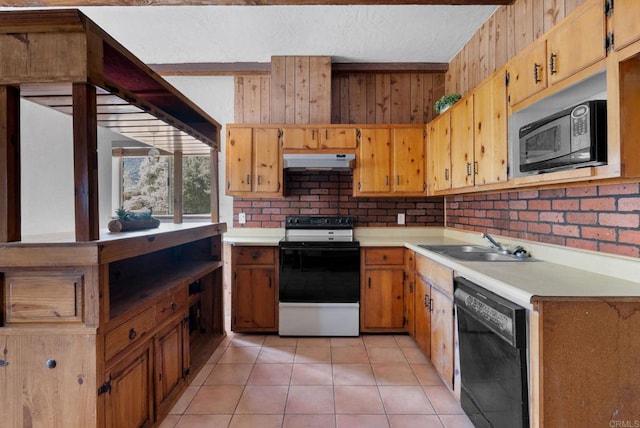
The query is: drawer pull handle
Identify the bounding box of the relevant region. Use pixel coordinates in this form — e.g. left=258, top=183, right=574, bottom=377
left=171, top=302, right=177, bottom=311
left=129, top=328, right=137, bottom=341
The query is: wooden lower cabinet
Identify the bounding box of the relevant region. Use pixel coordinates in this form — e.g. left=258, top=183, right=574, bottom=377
left=104, top=343, right=154, bottom=428
left=415, top=254, right=455, bottom=389
left=231, top=246, right=278, bottom=332
left=404, top=249, right=416, bottom=337
left=154, top=316, right=189, bottom=415
left=361, top=247, right=406, bottom=332
left=414, top=274, right=432, bottom=358
left=0, top=224, right=226, bottom=428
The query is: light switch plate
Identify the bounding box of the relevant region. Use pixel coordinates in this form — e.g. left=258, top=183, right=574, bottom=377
left=239, top=213, right=246, bottom=224
left=397, top=213, right=405, bottom=225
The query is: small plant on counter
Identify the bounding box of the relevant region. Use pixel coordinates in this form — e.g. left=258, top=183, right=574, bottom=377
left=109, top=207, right=160, bottom=232
left=434, top=93, right=462, bottom=115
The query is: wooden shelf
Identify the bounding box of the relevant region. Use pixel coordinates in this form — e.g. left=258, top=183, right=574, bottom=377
left=109, top=260, right=223, bottom=320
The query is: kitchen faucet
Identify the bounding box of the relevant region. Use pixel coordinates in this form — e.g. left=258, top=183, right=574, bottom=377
left=481, top=233, right=503, bottom=250
left=481, top=233, right=529, bottom=258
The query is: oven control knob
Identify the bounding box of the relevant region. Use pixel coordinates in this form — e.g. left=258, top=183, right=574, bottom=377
left=325, top=218, right=330, bottom=223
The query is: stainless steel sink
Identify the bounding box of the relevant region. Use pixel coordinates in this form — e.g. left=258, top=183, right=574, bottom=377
left=419, top=244, right=493, bottom=253
left=418, top=244, right=536, bottom=262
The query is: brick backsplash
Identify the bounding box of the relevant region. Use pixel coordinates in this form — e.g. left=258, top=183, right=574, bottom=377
left=446, top=183, right=640, bottom=258
left=233, top=171, right=445, bottom=228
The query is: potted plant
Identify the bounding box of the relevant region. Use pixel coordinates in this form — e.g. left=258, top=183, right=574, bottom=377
left=108, top=207, right=160, bottom=232
left=434, top=93, right=462, bottom=115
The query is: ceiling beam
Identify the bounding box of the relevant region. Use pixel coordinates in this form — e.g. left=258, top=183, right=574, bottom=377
left=2, top=0, right=514, bottom=5
left=149, top=61, right=448, bottom=76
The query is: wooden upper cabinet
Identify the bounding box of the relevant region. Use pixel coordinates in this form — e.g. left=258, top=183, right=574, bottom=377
left=355, top=128, right=392, bottom=194
left=507, top=40, right=548, bottom=106
left=427, top=112, right=451, bottom=193
left=392, top=127, right=426, bottom=194
left=614, top=0, right=640, bottom=51
left=547, top=0, right=606, bottom=85
left=474, top=72, right=508, bottom=186
left=355, top=126, right=426, bottom=196
left=226, top=127, right=253, bottom=193
left=226, top=126, right=282, bottom=198
left=321, top=127, right=357, bottom=149
left=281, top=126, right=357, bottom=151
left=281, top=127, right=318, bottom=150
left=449, top=97, right=474, bottom=189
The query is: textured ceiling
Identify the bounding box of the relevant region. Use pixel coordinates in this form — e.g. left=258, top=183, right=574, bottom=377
left=76, top=5, right=497, bottom=64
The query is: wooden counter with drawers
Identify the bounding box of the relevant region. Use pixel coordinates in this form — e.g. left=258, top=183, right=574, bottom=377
left=0, top=223, right=226, bottom=428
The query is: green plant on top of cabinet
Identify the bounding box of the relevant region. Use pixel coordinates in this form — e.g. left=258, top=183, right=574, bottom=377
left=354, top=126, right=427, bottom=197
left=231, top=246, right=278, bottom=332
left=226, top=126, right=282, bottom=198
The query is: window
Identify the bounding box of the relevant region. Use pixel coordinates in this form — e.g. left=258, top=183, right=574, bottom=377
left=120, top=155, right=210, bottom=216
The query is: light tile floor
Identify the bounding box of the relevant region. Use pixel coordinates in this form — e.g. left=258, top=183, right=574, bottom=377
left=159, top=333, right=474, bottom=428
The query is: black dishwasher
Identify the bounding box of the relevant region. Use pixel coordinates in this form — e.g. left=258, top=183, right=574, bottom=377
left=454, top=277, right=529, bottom=428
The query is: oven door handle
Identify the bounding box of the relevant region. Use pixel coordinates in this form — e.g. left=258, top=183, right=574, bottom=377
left=279, top=245, right=360, bottom=251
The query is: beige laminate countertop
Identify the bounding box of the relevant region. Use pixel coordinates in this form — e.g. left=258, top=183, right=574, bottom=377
left=224, top=227, right=640, bottom=310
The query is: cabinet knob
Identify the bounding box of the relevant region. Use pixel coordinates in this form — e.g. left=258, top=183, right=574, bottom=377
left=171, top=302, right=177, bottom=311
left=46, top=359, right=57, bottom=369
left=0, top=360, right=8, bottom=367
left=129, top=328, right=137, bottom=340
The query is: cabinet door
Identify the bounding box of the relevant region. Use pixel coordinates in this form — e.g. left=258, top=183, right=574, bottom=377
left=232, top=267, right=277, bottom=330
left=282, top=127, right=318, bottom=150
left=474, top=73, right=508, bottom=186
left=154, top=318, right=186, bottom=413
left=362, top=268, right=405, bottom=330
left=1, top=334, right=96, bottom=428
left=414, top=275, right=431, bottom=358
left=614, top=0, right=640, bottom=51
left=430, top=286, right=454, bottom=389
left=320, top=127, right=357, bottom=149
left=253, top=128, right=281, bottom=194
left=547, top=0, right=606, bottom=85
left=449, top=97, right=475, bottom=189
left=104, top=343, right=154, bottom=428
left=393, top=127, right=426, bottom=194
left=507, top=41, right=548, bottom=106
left=427, top=112, right=451, bottom=193
left=226, top=127, right=253, bottom=193
left=356, top=128, right=392, bottom=194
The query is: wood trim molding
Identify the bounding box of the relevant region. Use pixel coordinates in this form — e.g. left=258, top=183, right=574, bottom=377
left=1, top=1, right=514, bottom=5
left=332, top=62, right=449, bottom=73
left=151, top=62, right=449, bottom=77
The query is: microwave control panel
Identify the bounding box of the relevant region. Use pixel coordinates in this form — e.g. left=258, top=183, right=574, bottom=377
left=570, top=104, right=590, bottom=151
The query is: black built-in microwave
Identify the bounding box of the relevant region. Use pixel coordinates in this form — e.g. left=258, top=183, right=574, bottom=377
left=519, top=100, right=607, bottom=174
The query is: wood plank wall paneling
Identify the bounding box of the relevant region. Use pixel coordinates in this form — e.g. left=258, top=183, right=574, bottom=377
left=235, top=75, right=271, bottom=123
left=332, top=72, right=446, bottom=124
left=268, top=55, right=332, bottom=124
left=445, top=0, right=586, bottom=95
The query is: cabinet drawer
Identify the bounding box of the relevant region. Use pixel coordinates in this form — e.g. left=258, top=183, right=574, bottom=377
left=365, top=248, right=405, bottom=265
left=235, top=247, right=275, bottom=265
left=105, top=306, right=155, bottom=361
left=416, top=255, right=454, bottom=297
left=156, top=287, right=188, bottom=325
left=4, top=272, right=84, bottom=324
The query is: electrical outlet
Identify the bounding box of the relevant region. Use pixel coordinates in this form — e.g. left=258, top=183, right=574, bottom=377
left=238, top=213, right=246, bottom=224
left=397, top=213, right=405, bottom=225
